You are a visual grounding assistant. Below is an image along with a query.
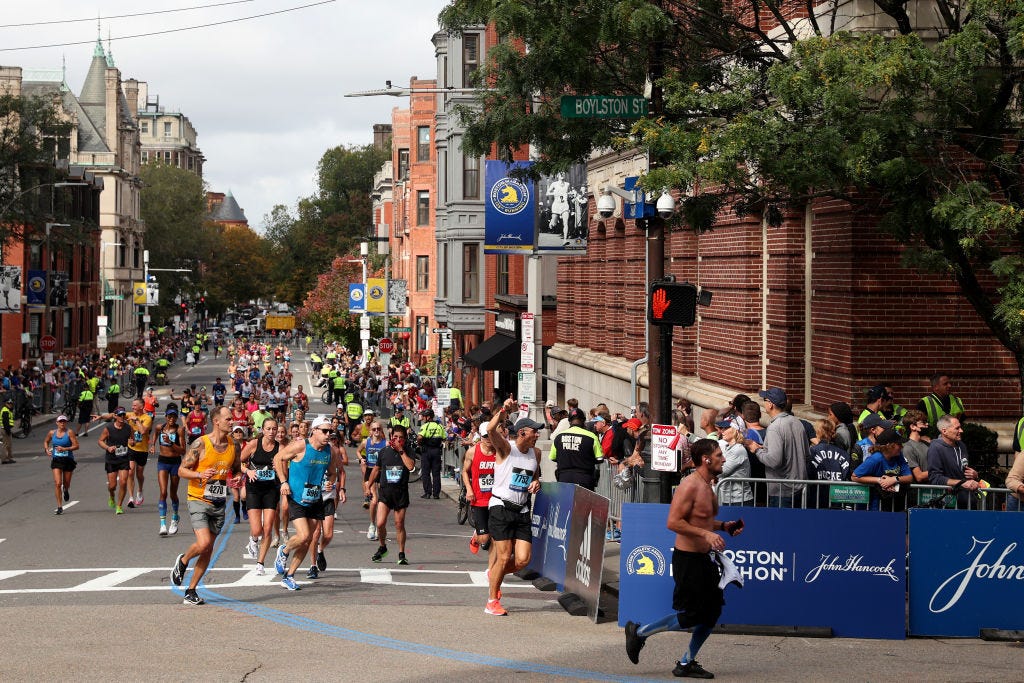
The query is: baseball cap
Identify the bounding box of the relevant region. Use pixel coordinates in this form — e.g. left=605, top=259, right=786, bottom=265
left=874, top=428, right=906, bottom=446
left=866, top=385, right=890, bottom=402
left=114, top=407, right=126, bottom=416
left=861, top=413, right=893, bottom=430
left=364, top=409, right=375, bottom=415
left=567, top=408, right=586, bottom=423
left=758, top=387, right=788, bottom=407
left=395, top=404, right=405, bottom=411
left=478, top=423, right=490, bottom=438
left=56, top=415, right=69, bottom=422
left=310, top=415, right=331, bottom=430
left=622, top=418, right=643, bottom=431
left=165, top=407, right=178, bottom=416
left=231, top=425, right=245, bottom=434
left=512, top=417, right=545, bottom=432
left=337, top=403, right=344, bottom=409
left=715, top=416, right=747, bottom=432
left=591, top=414, right=606, bottom=424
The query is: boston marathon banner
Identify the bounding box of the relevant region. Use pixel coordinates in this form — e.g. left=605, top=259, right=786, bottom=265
left=909, top=509, right=1024, bottom=637
left=618, top=505, right=906, bottom=639
left=528, top=482, right=575, bottom=589
left=485, top=160, right=536, bottom=254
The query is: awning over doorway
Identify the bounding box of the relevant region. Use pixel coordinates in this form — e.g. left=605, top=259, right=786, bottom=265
left=463, top=333, right=519, bottom=371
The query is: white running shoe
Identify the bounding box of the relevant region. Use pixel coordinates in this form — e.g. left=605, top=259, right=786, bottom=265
left=246, top=537, right=259, bottom=558
left=367, top=523, right=377, bottom=540
left=159, top=523, right=168, bottom=536
left=168, top=519, right=179, bottom=535
left=255, top=563, right=265, bottom=576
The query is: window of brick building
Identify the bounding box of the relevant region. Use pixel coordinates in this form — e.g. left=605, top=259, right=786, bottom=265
left=416, top=316, right=428, bottom=352
left=463, top=34, right=480, bottom=86
left=496, top=254, right=509, bottom=295
left=140, top=121, right=148, bottom=134
left=417, top=191, right=430, bottom=226
left=163, top=121, right=171, bottom=137
left=416, top=255, right=429, bottom=291
left=398, top=148, right=410, bottom=180
left=439, top=243, right=448, bottom=298
left=417, top=127, right=430, bottom=162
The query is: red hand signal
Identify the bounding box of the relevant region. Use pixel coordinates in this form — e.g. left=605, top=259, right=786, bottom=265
left=652, top=288, right=670, bottom=319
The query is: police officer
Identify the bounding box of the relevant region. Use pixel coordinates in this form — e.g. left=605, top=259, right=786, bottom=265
left=550, top=408, right=604, bottom=490
left=417, top=409, right=446, bottom=499
left=0, top=398, right=14, bottom=463
left=106, top=376, right=121, bottom=413
left=133, top=364, right=150, bottom=397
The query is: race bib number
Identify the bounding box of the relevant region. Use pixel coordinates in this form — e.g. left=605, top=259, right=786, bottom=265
left=204, top=481, right=228, bottom=500
left=190, top=426, right=202, bottom=435
left=510, top=467, right=533, bottom=492
left=385, top=466, right=403, bottom=484
left=114, top=445, right=128, bottom=457
left=256, top=467, right=276, bottom=482
left=301, top=484, right=321, bottom=504
left=478, top=473, right=494, bottom=492
left=366, top=451, right=379, bottom=467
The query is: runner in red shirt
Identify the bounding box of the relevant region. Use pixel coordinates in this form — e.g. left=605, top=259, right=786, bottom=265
left=462, top=422, right=501, bottom=568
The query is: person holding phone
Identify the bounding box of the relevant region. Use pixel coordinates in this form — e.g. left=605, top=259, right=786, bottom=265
left=624, top=438, right=744, bottom=679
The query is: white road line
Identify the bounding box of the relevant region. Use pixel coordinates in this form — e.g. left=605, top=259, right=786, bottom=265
left=63, top=500, right=79, bottom=510
left=0, top=566, right=533, bottom=595
left=71, top=568, right=151, bottom=591
left=0, top=538, right=5, bottom=544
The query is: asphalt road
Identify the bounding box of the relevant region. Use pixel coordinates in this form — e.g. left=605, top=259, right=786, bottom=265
left=1, top=346, right=1022, bottom=681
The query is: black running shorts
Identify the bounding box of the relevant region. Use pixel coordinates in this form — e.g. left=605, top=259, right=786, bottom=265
left=488, top=503, right=532, bottom=542
left=378, top=486, right=409, bottom=512
left=246, top=485, right=281, bottom=511
left=51, top=457, right=77, bottom=472
left=672, top=549, right=724, bottom=629
left=471, top=505, right=491, bottom=536
left=288, top=498, right=325, bottom=521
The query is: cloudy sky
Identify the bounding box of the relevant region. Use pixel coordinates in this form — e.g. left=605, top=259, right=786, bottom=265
left=2, top=0, right=446, bottom=230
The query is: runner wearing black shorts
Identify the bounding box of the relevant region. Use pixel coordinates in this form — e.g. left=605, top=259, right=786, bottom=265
left=98, top=407, right=133, bottom=514
left=240, top=418, right=282, bottom=575
left=367, top=424, right=415, bottom=565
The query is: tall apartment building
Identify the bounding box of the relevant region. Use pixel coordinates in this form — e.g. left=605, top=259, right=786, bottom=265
left=133, top=82, right=204, bottom=177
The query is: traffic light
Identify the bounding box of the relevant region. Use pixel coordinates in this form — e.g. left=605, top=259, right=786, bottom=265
left=648, top=281, right=698, bottom=327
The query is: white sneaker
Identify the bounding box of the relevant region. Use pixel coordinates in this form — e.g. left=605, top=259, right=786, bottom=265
left=246, top=537, right=259, bottom=558
left=368, top=524, right=378, bottom=541
left=168, top=519, right=179, bottom=535
left=159, top=523, right=168, bottom=536
left=255, top=563, right=265, bottom=576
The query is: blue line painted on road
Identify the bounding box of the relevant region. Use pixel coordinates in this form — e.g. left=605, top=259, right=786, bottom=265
left=169, top=506, right=236, bottom=599
left=173, top=510, right=655, bottom=681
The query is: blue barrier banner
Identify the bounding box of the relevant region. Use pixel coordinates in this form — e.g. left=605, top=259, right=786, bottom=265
left=909, top=509, right=1024, bottom=637
left=619, top=504, right=906, bottom=639
left=528, top=482, right=575, bottom=590
left=563, top=486, right=609, bottom=622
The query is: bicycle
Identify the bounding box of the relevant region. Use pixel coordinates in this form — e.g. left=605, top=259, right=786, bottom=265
left=13, top=390, right=32, bottom=438
left=456, top=477, right=470, bottom=525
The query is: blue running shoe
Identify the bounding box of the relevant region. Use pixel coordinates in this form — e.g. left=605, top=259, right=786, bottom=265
left=274, top=544, right=289, bottom=575
left=281, top=575, right=300, bottom=591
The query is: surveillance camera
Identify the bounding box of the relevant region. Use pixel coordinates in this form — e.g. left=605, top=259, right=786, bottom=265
left=597, top=191, right=615, bottom=219
left=656, top=191, right=675, bottom=219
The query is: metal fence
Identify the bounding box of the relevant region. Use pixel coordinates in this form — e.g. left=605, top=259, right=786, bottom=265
left=595, top=461, right=646, bottom=523
left=713, top=476, right=1022, bottom=512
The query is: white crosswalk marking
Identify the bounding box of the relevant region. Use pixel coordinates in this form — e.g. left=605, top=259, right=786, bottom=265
left=71, top=568, right=150, bottom=591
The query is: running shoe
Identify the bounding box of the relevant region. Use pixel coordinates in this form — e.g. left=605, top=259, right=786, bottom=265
left=168, top=519, right=179, bottom=535
left=171, top=553, right=186, bottom=586
left=127, top=499, right=135, bottom=509
left=255, top=563, right=265, bottom=576
left=108, top=496, right=115, bottom=509
left=362, top=495, right=371, bottom=509
left=274, top=545, right=289, bottom=575
left=53, top=507, right=63, bottom=515
left=136, top=495, right=143, bottom=506
left=307, top=565, right=319, bottom=579
left=316, top=549, right=327, bottom=571
left=397, top=552, right=408, bottom=566
left=625, top=621, right=646, bottom=665
left=280, top=575, right=301, bottom=591
left=159, top=523, right=168, bottom=536
left=371, top=545, right=388, bottom=563
left=182, top=589, right=205, bottom=606
left=245, top=537, right=259, bottom=558
left=63, top=486, right=70, bottom=502
left=366, top=523, right=376, bottom=540
left=469, top=537, right=480, bottom=554
left=115, top=506, right=124, bottom=515
left=484, top=599, right=507, bottom=616
left=673, top=661, right=713, bottom=679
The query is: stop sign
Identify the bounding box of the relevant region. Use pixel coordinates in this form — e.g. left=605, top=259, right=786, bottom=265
left=378, top=337, right=395, bottom=354
left=39, top=335, right=57, bottom=352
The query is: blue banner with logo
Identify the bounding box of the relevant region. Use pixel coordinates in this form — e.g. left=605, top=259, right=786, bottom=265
left=27, top=269, right=46, bottom=305
left=528, top=482, right=576, bottom=590
left=619, top=505, right=906, bottom=639
left=348, top=284, right=365, bottom=314
left=485, top=160, right=535, bottom=253
left=909, top=509, right=1024, bottom=636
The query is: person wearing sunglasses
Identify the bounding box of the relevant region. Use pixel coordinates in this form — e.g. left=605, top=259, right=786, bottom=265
left=272, top=415, right=343, bottom=590
left=360, top=421, right=388, bottom=541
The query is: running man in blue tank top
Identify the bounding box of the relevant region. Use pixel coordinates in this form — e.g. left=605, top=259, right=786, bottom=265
left=272, top=415, right=343, bottom=591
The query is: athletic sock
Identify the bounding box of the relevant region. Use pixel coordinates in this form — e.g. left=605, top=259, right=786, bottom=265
left=171, top=502, right=179, bottom=516
left=681, top=624, right=713, bottom=664
left=637, top=612, right=685, bottom=637
left=232, top=500, right=241, bottom=517
left=158, top=500, right=167, bottom=517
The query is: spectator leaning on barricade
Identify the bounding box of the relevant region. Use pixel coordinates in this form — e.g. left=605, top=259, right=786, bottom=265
left=744, top=387, right=808, bottom=508
left=927, top=414, right=980, bottom=508
left=917, top=372, right=965, bottom=438
left=806, top=418, right=852, bottom=509
left=716, top=416, right=752, bottom=506
left=900, top=410, right=931, bottom=483
left=852, top=428, right=913, bottom=511
left=1005, top=415, right=1024, bottom=512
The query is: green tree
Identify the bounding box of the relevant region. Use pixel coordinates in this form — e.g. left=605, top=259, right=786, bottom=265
left=201, top=224, right=274, bottom=313
left=440, top=0, right=1024, bottom=396
left=0, top=92, right=74, bottom=239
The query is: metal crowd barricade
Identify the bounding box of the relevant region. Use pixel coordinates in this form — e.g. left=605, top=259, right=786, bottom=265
left=442, top=441, right=464, bottom=479
left=712, top=476, right=1021, bottom=512
left=595, top=461, right=644, bottom=523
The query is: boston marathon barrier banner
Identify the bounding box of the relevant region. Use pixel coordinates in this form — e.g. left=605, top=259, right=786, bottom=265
left=528, top=482, right=576, bottom=589
left=618, top=504, right=906, bottom=639
left=563, top=486, right=609, bottom=622
left=909, top=509, right=1024, bottom=637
